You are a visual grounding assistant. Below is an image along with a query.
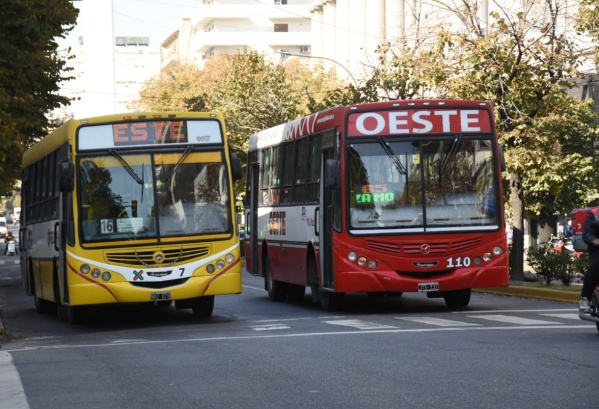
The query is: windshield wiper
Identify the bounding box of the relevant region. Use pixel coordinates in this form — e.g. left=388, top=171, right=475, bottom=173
left=377, top=137, right=407, bottom=175
left=440, top=135, right=462, bottom=175
left=166, top=145, right=193, bottom=182
left=109, top=149, right=143, bottom=185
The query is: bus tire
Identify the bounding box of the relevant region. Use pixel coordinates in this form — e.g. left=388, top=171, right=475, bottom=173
left=443, top=288, right=471, bottom=308
left=67, top=306, right=87, bottom=325
left=320, top=291, right=344, bottom=311
left=34, top=293, right=54, bottom=314
left=286, top=283, right=306, bottom=302
left=192, top=295, right=214, bottom=319
left=265, top=256, right=286, bottom=302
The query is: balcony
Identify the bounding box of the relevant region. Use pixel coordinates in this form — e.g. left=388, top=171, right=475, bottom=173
left=194, top=4, right=310, bottom=26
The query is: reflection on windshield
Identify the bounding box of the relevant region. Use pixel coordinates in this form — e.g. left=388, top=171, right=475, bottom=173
left=348, top=138, right=498, bottom=230
left=79, top=152, right=231, bottom=242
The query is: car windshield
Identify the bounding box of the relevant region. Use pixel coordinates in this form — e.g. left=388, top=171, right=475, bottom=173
left=78, top=151, right=231, bottom=242
left=347, top=136, right=499, bottom=231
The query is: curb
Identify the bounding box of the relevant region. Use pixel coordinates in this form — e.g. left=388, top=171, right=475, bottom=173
left=475, top=285, right=579, bottom=303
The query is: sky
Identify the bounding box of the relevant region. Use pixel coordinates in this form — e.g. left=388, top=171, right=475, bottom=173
left=63, top=0, right=199, bottom=47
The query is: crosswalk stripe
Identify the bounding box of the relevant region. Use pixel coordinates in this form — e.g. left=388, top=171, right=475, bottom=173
left=539, top=313, right=580, bottom=320
left=395, top=317, right=480, bottom=327
left=249, top=324, right=291, bottom=331
left=322, top=319, right=398, bottom=330
left=469, top=314, right=559, bottom=325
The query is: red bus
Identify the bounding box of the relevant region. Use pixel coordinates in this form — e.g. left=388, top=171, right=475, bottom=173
left=244, top=100, right=509, bottom=310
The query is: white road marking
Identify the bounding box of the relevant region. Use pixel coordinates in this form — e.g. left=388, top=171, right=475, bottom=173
left=539, top=313, right=581, bottom=320
left=395, top=317, right=480, bottom=327
left=249, top=324, right=291, bottom=331
left=0, top=351, right=30, bottom=409
left=469, top=314, right=559, bottom=325
left=322, top=319, right=398, bottom=330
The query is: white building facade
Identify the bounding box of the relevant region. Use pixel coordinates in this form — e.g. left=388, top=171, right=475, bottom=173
left=162, top=0, right=312, bottom=69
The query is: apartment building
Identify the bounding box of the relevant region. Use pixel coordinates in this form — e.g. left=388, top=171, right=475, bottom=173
left=162, top=0, right=312, bottom=69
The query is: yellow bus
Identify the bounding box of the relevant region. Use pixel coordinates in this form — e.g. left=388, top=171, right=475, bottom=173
left=20, top=112, right=243, bottom=324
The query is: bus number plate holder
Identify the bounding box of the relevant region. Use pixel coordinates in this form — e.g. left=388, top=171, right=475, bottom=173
left=150, top=292, right=171, bottom=301
left=418, top=282, right=439, bottom=292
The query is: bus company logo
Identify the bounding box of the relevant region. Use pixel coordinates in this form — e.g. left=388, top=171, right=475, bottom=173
left=420, top=244, right=431, bottom=254
left=269, top=211, right=286, bottom=235
left=413, top=261, right=438, bottom=268
left=147, top=270, right=172, bottom=278
left=133, top=270, right=144, bottom=281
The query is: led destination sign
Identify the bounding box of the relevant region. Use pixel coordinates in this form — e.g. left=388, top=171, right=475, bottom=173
left=78, top=119, right=224, bottom=150
left=355, top=184, right=396, bottom=205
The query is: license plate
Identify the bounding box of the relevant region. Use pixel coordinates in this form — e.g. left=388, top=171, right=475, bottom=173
left=150, top=292, right=171, bottom=301
left=418, top=282, right=439, bottom=292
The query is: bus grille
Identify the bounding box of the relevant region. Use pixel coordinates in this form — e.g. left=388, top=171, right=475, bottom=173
left=367, top=240, right=400, bottom=254
left=402, top=237, right=482, bottom=255
left=105, top=245, right=211, bottom=266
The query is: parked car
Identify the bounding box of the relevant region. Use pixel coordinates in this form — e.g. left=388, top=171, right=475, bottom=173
left=5, top=214, right=13, bottom=225
left=0, top=218, right=6, bottom=239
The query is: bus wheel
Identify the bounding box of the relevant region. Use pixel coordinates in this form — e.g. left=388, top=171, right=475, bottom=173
left=192, top=296, right=214, bottom=319
left=320, top=291, right=344, bottom=311
left=67, top=306, right=87, bottom=325
left=34, top=293, right=54, bottom=314
left=286, top=284, right=306, bottom=302
left=265, top=256, right=286, bottom=302
left=443, top=289, right=471, bottom=308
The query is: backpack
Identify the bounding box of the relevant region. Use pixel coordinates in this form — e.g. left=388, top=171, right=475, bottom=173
left=572, top=207, right=599, bottom=252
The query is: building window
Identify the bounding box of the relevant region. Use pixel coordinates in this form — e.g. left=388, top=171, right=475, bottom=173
left=274, top=24, right=288, bottom=32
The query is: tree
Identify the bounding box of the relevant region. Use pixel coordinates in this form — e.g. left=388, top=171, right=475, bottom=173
left=0, top=0, right=78, bottom=193
left=428, top=1, right=598, bottom=279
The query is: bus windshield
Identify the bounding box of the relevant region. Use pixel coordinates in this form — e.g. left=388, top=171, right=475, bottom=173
left=79, top=151, right=231, bottom=242
left=348, top=136, right=498, bottom=231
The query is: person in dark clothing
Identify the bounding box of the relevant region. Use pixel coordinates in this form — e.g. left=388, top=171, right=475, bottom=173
left=580, top=211, right=599, bottom=312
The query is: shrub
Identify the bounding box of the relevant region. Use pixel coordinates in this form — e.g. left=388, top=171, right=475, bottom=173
left=526, top=246, right=573, bottom=285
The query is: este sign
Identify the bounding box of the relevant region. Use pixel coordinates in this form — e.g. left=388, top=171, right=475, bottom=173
left=112, top=121, right=188, bottom=145
left=348, top=109, right=492, bottom=136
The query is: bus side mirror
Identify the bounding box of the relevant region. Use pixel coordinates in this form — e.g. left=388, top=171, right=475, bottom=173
left=58, top=161, right=74, bottom=192
left=324, top=159, right=339, bottom=189
left=230, top=151, right=242, bottom=181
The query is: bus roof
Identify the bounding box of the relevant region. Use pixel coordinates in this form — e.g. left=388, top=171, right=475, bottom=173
left=248, top=100, right=493, bottom=150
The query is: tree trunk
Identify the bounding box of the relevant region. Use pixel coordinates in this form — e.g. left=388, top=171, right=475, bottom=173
left=509, top=173, right=525, bottom=281
left=537, top=207, right=557, bottom=244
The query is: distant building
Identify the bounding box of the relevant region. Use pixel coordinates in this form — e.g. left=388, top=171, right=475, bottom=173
left=161, top=0, right=311, bottom=69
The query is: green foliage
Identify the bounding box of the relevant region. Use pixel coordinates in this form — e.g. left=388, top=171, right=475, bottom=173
left=0, top=0, right=78, bottom=193
left=526, top=246, right=578, bottom=285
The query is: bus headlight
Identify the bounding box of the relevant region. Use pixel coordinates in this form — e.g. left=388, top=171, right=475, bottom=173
left=225, top=254, right=235, bottom=264
left=348, top=252, right=357, bottom=262
left=493, top=246, right=503, bottom=256
left=368, top=260, right=377, bottom=269
left=81, top=264, right=91, bottom=274
left=474, top=257, right=483, bottom=266
left=358, top=257, right=367, bottom=267
left=483, top=253, right=492, bottom=262
left=216, top=260, right=225, bottom=269
left=91, top=269, right=101, bottom=278
left=207, top=264, right=216, bottom=274
left=101, top=272, right=111, bottom=281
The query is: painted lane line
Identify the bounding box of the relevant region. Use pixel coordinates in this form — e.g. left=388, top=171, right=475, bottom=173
left=0, top=351, right=30, bottom=409
left=395, top=317, right=481, bottom=327
left=249, top=324, right=291, bottom=331
left=322, top=319, right=398, bottom=330
left=469, top=314, right=560, bottom=325
left=539, top=313, right=581, bottom=320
